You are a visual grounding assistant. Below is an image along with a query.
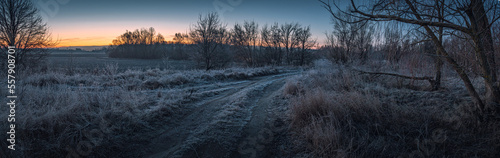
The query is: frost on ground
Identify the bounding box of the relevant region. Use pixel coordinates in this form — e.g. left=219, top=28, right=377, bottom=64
left=286, top=59, right=500, bottom=157
left=0, top=66, right=297, bottom=158
left=5, top=58, right=494, bottom=158
left=144, top=72, right=298, bottom=158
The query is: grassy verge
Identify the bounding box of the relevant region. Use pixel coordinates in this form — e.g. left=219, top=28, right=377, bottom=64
left=286, top=60, right=500, bottom=157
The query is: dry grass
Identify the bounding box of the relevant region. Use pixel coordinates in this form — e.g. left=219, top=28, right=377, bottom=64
left=0, top=66, right=283, bottom=157
left=288, top=60, right=500, bottom=157
left=283, top=80, right=302, bottom=96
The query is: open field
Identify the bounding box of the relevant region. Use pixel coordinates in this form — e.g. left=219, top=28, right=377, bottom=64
left=46, top=51, right=196, bottom=71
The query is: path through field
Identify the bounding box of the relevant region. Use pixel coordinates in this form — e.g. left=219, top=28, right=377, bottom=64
left=129, top=71, right=299, bottom=158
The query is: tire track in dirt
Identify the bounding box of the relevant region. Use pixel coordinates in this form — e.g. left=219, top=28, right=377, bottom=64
left=142, top=71, right=298, bottom=158
left=233, top=76, right=290, bottom=158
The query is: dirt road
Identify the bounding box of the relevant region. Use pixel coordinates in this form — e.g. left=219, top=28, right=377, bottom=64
left=133, top=71, right=298, bottom=158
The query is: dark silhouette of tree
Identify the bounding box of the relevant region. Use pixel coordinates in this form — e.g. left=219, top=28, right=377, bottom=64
left=383, top=23, right=404, bottom=63
left=231, top=21, right=259, bottom=66
left=261, top=23, right=283, bottom=65
left=107, top=27, right=166, bottom=59
left=173, top=33, right=189, bottom=44
left=328, top=11, right=374, bottom=64
left=0, top=0, right=55, bottom=69
left=324, top=31, right=345, bottom=63
left=189, top=12, right=230, bottom=70
left=260, top=22, right=316, bottom=66
left=170, top=33, right=190, bottom=60
left=294, top=26, right=316, bottom=66
left=330, top=12, right=355, bottom=63
left=281, top=23, right=300, bottom=65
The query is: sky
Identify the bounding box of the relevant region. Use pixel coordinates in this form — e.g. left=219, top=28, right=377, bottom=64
left=35, top=0, right=338, bottom=47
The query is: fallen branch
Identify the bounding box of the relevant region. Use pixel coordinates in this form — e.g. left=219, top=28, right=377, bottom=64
left=353, top=69, right=437, bottom=88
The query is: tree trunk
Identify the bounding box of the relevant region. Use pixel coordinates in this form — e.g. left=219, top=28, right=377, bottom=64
left=432, top=30, right=444, bottom=91
left=467, top=0, right=500, bottom=112
left=433, top=2, right=445, bottom=91
left=433, top=58, right=443, bottom=90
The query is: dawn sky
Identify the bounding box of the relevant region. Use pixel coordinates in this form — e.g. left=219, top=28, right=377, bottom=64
left=36, top=0, right=338, bottom=47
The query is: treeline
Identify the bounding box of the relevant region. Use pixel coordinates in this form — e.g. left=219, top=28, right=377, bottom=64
left=107, top=27, right=166, bottom=59
left=107, top=13, right=317, bottom=70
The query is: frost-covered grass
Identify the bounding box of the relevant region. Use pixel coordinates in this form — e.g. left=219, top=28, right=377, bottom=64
left=0, top=66, right=283, bottom=157
left=286, top=59, right=500, bottom=157
left=23, top=66, right=280, bottom=90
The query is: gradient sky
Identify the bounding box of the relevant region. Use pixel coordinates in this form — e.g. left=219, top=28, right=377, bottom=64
left=36, top=0, right=338, bottom=47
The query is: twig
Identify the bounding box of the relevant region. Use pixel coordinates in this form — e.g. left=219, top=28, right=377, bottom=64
left=353, top=69, right=437, bottom=88
left=354, top=69, right=434, bottom=81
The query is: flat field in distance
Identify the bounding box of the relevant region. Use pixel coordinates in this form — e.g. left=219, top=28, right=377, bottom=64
left=46, top=51, right=196, bottom=71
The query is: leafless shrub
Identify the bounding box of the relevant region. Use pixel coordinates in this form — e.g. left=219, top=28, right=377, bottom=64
left=283, top=80, right=302, bottom=96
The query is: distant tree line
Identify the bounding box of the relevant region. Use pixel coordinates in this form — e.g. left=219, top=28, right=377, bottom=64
left=107, top=13, right=317, bottom=70
left=107, top=27, right=166, bottom=59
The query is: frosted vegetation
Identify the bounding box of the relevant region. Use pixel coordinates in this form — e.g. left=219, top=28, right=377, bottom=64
left=285, top=60, right=499, bottom=157
left=0, top=66, right=285, bottom=157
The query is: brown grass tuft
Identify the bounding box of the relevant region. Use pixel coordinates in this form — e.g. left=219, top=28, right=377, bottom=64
left=283, top=80, right=302, bottom=96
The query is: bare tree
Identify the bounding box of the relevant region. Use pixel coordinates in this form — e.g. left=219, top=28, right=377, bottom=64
left=294, top=26, right=316, bottom=66
left=231, top=20, right=259, bottom=66
left=190, top=12, right=229, bottom=70
left=332, top=13, right=355, bottom=63
left=281, top=23, right=300, bottom=65
left=260, top=22, right=313, bottom=66
left=320, top=0, right=500, bottom=116
left=0, top=0, right=55, bottom=69
left=170, top=32, right=190, bottom=60
left=383, top=23, right=403, bottom=63
left=261, top=23, right=283, bottom=65
left=433, top=0, right=445, bottom=91
left=173, top=33, right=189, bottom=44
left=107, top=27, right=165, bottom=59
left=328, top=12, right=374, bottom=63
left=353, top=21, right=374, bottom=63
left=409, top=0, right=446, bottom=90
left=324, top=31, right=346, bottom=63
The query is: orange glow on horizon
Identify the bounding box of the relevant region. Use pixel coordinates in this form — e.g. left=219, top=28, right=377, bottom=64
left=54, top=34, right=177, bottom=47
left=51, top=21, right=183, bottom=47
left=55, top=37, right=112, bottom=47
